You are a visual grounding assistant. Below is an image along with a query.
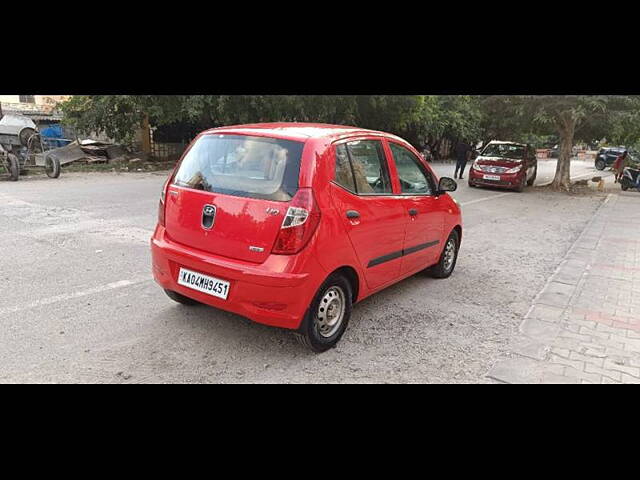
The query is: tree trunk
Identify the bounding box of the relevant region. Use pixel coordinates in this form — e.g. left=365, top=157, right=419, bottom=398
left=551, top=112, right=576, bottom=190
left=141, top=113, right=152, bottom=157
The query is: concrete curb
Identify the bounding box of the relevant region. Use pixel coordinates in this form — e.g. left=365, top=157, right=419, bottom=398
left=486, top=193, right=615, bottom=383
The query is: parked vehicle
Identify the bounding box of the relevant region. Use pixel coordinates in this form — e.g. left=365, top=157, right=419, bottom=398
left=0, top=112, right=67, bottom=181
left=620, top=166, right=640, bottom=192
left=468, top=141, right=538, bottom=192
left=151, top=123, right=462, bottom=352
left=595, top=147, right=626, bottom=170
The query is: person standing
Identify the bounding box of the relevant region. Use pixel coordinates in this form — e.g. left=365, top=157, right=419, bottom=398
left=613, top=151, right=628, bottom=183
left=454, top=140, right=471, bottom=179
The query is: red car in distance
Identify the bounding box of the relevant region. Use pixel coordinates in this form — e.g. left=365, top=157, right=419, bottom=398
left=468, top=141, right=538, bottom=192
left=151, top=123, right=462, bottom=352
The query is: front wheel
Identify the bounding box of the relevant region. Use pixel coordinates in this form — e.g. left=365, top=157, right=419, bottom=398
left=7, top=153, right=20, bottom=181
left=621, top=178, right=632, bottom=191
left=429, top=230, right=460, bottom=279
left=45, top=155, right=61, bottom=179
left=527, top=166, right=537, bottom=186
left=595, top=159, right=606, bottom=171
left=295, top=274, right=352, bottom=353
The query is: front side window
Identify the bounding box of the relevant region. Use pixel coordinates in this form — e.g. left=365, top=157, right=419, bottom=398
left=389, top=143, right=434, bottom=195
left=173, top=134, right=304, bottom=201
left=344, top=140, right=392, bottom=194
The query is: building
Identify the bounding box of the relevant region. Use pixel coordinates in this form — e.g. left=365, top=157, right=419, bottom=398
left=0, top=95, right=70, bottom=112
left=0, top=95, right=71, bottom=132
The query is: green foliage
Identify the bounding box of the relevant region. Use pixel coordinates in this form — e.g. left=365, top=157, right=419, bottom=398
left=475, top=95, right=640, bottom=188
left=60, top=95, right=482, bottom=149
left=61, top=95, right=640, bottom=176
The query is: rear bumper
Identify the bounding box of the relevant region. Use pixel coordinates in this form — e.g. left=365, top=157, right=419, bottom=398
left=469, top=169, right=525, bottom=189
left=150, top=225, right=323, bottom=329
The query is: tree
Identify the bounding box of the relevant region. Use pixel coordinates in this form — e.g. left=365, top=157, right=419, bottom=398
left=61, top=95, right=426, bottom=146
left=477, top=95, right=640, bottom=190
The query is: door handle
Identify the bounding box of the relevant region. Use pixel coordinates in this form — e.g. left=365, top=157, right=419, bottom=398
left=408, top=208, right=419, bottom=216
left=346, top=210, right=360, bottom=219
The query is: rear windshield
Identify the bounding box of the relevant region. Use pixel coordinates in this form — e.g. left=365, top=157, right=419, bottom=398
left=481, top=143, right=525, bottom=159
left=172, top=134, right=304, bottom=201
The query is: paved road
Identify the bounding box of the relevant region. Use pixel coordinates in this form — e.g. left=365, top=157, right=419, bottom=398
left=0, top=160, right=609, bottom=383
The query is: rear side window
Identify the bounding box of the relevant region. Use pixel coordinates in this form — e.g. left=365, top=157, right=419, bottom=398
left=173, top=134, right=304, bottom=202
left=334, top=140, right=392, bottom=195
left=334, top=144, right=357, bottom=192
left=389, top=143, right=435, bottom=195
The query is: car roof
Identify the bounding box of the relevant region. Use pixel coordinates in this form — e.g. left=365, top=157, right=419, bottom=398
left=201, top=122, right=397, bottom=143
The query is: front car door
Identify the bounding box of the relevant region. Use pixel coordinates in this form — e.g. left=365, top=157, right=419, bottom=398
left=329, top=137, right=407, bottom=290
left=386, top=140, right=444, bottom=275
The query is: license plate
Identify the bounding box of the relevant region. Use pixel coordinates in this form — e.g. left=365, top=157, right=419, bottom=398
left=177, top=267, right=230, bottom=300
left=483, top=174, right=501, bottom=181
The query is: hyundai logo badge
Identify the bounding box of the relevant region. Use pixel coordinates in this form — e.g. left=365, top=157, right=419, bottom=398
left=202, top=204, right=216, bottom=230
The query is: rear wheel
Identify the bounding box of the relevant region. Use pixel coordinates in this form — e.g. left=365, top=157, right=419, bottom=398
left=45, top=155, right=61, bottom=179
left=595, top=159, right=606, bottom=171
left=295, top=274, right=352, bottom=353
left=164, top=289, right=200, bottom=305
left=7, top=153, right=19, bottom=181
left=429, top=230, right=460, bottom=279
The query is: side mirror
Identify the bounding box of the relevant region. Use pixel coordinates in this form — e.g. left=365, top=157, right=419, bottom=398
left=438, top=177, right=457, bottom=194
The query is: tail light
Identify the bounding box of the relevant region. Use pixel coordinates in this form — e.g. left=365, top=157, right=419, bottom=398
left=272, top=188, right=321, bottom=255
left=158, top=178, right=170, bottom=227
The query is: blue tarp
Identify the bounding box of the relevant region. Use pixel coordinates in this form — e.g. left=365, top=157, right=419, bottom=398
left=40, top=124, right=72, bottom=148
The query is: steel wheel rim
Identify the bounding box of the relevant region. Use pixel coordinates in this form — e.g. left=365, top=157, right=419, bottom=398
left=316, top=286, right=346, bottom=338
left=443, top=239, right=456, bottom=272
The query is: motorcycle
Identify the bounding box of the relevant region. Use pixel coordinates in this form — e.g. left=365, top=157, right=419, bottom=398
left=620, top=166, right=640, bottom=192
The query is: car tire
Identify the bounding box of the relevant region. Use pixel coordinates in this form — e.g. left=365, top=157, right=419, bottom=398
left=45, top=155, right=61, bottom=179
left=468, top=180, right=476, bottom=188
left=7, top=153, right=20, bottom=181
left=164, top=289, right=200, bottom=305
left=527, top=166, right=537, bottom=186
left=295, top=274, right=352, bottom=353
left=595, top=159, right=606, bottom=171
left=429, top=230, right=460, bottom=279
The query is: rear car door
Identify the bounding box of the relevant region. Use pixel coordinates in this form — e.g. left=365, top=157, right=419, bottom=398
left=330, top=138, right=407, bottom=290
left=386, top=141, right=444, bottom=275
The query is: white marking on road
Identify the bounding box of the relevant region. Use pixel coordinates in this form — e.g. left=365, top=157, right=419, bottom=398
left=0, top=276, right=151, bottom=317
left=461, top=192, right=513, bottom=206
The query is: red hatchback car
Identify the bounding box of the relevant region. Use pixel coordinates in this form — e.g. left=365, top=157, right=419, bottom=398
left=151, top=123, right=462, bottom=351
left=468, top=141, right=538, bottom=192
